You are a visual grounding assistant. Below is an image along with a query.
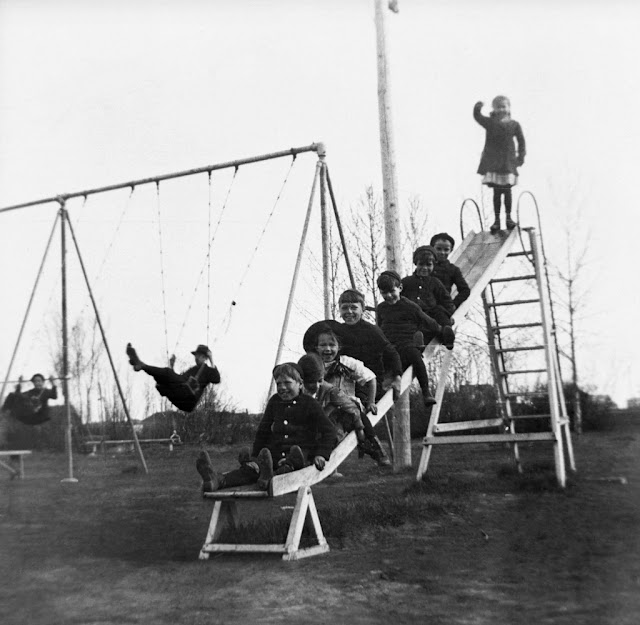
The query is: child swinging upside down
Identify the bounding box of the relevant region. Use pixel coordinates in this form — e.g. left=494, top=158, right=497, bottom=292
left=126, top=343, right=220, bottom=413
left=196, top=363, right=336, bottom=493
left=474, top=96, right=526, bottom=233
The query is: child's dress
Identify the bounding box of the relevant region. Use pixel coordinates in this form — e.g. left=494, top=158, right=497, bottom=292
left=473, top=102, right=526, bottom=188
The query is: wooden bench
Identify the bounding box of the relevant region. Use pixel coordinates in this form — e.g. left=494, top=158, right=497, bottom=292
left=83, top=435, right=181, bottom=456
left=0, top=450, right=32, bottom=479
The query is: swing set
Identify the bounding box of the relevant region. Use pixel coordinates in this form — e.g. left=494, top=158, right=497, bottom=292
left=0, top=142, right=356, bottom=481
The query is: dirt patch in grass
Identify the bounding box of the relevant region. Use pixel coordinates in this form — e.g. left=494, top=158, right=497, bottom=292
left=1, top=420, right=640, bottom=625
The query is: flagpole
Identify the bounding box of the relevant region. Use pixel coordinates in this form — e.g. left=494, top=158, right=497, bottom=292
left=374, top=0, right=411, bottom=469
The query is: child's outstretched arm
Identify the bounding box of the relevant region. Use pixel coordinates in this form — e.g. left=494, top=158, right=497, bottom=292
left=362, top=378, right=378, bottom=415
left=473, top=101, right=490, bottom=128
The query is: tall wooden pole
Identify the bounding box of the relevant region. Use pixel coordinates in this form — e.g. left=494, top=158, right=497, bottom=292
left=374, top=0, right=411, bottom=469
left=318, top=144, right=331, bottom=319
left=59, top=201, right=78, bottom=483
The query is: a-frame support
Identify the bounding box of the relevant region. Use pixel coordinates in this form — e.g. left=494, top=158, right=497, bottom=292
left=199, top=486, right=329, bottom=561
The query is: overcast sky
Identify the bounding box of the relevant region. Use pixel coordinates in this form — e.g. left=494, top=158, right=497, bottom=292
left=1, top=0, right=638, bottom=412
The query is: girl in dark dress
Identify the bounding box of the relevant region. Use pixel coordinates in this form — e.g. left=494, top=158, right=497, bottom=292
left=474, top=96, right=526, bottom=233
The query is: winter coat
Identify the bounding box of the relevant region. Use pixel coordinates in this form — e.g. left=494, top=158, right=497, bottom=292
left=252, top=392, right=336, bottom=463
left=431, top=260, right=471, bottom=309
left=473, top=102, right=526, bottom=175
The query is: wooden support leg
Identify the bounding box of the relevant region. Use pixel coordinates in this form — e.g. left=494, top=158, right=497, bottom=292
left=283, top=486, right=329, bottom=561
left=199, top=500, right=239, bottom=560
left=416, top=350, right=452, bottom=481
left=0, top=458, right=18, bottom=479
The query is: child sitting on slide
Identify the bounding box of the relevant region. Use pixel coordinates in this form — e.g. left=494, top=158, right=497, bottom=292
left=307, top=326, right=391, bottom=466
left=196, top=362, right=336, bottom=493
left=376, top=270, right=455, bottom=405
left=401, top=245, right=455, bottom=327
left=297, top=352, right=365, bottom=445
left=429, top=232, right=470, bottom=311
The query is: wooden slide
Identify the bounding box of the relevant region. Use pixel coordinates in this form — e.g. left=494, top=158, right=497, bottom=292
left=199, top=228, right=520, bottom=560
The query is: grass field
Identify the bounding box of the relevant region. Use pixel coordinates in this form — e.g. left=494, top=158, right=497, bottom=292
left=1, top=416, right=639, bottom=625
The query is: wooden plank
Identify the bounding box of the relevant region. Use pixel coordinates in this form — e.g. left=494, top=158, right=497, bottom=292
left=434, top=418, right=505, bottom=433
left=424, top=432, right=556, bottom=445
left=203, top=544, right=287, bottom=554
left=283, top=543, right=330, bottom=561
left=204, top=489, right=270, bottom=500
left=0, top=450, right=31, bottom=457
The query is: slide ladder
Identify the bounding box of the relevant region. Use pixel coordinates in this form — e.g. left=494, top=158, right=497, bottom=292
left=416, top=227, right=575, bottom=487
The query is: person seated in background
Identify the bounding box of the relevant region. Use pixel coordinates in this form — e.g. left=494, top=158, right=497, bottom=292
left=376, top=270, right=455, bottom=406
left=402, top=245, right=455, bottom=328
left=1, top=373, right=58, bottom=425
left=429, top=232, right=470, bottom=311
left=196, top=362, right=336, bottom=493
left=126, top=343, right=220, bottom=412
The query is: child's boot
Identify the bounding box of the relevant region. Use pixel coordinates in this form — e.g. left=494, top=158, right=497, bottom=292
left=367, top=436, right=391, bottom=467
left=423, top=388, right=437, bottom=406
left=440, top=325, right=456, bottom=350
left=196, top=450, right=224, bottom=494
left=505, top=212, right=517, bottom=230
left=256, top=448, right=274, bottom=490
left=286, top=445, right=306, bottom=471
left=490, top=204, right=501, bottom=233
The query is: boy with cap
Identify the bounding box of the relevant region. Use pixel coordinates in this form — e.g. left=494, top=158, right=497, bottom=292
left=196, top=362, right=336, bottom=492
left=402, top=245, right=455, bottom=327
left=429, top=232, right=470, bottom=311
left=297, top=352, right=365, bottom=444
left=126, top=342, right=220, bottom=412
left=303, top=289, right=403, bottom=400
left=376, top=270, right=455, bottom=405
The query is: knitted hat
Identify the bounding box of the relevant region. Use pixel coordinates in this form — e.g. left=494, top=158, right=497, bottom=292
left=377, top=270, right=402, bottom=290
left=297, top=352, right=325, bottom=384
left=429, top=232, right=455, bottom=248
left=412, top=245, right=438, bottom=264
left=272, top=362, right=304, bottom=382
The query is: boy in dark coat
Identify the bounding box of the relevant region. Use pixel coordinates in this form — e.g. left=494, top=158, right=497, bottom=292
left=196, top=363, right=336, bottom=492
left=429, top=232, right=470, bottom=311
left=376, top=271, right=455, bottom=405
left=401, top=245, right=455, bottom=327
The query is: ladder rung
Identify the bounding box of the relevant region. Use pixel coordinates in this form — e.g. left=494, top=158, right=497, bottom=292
left=490, top=274, right=537, bottom=284
left=510, top=413, right=551, bottom=420
left=487, top=298, right=540, bottom=307
left=491, top=322, right=542, bottom=331
left=507, top=250, right=533, bottom=257
left=504, top=391, right=548, bottom=398
left=424, top=432, right=555, bottom=445
left=499, top=368, right=547, bottom=375
left=496, top=345, right=545, bottom=353
left=434, top=418, right=505, bottom=433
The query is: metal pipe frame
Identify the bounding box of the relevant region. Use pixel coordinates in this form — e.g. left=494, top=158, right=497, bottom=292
left=0, top=143, right=321, bottom=214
